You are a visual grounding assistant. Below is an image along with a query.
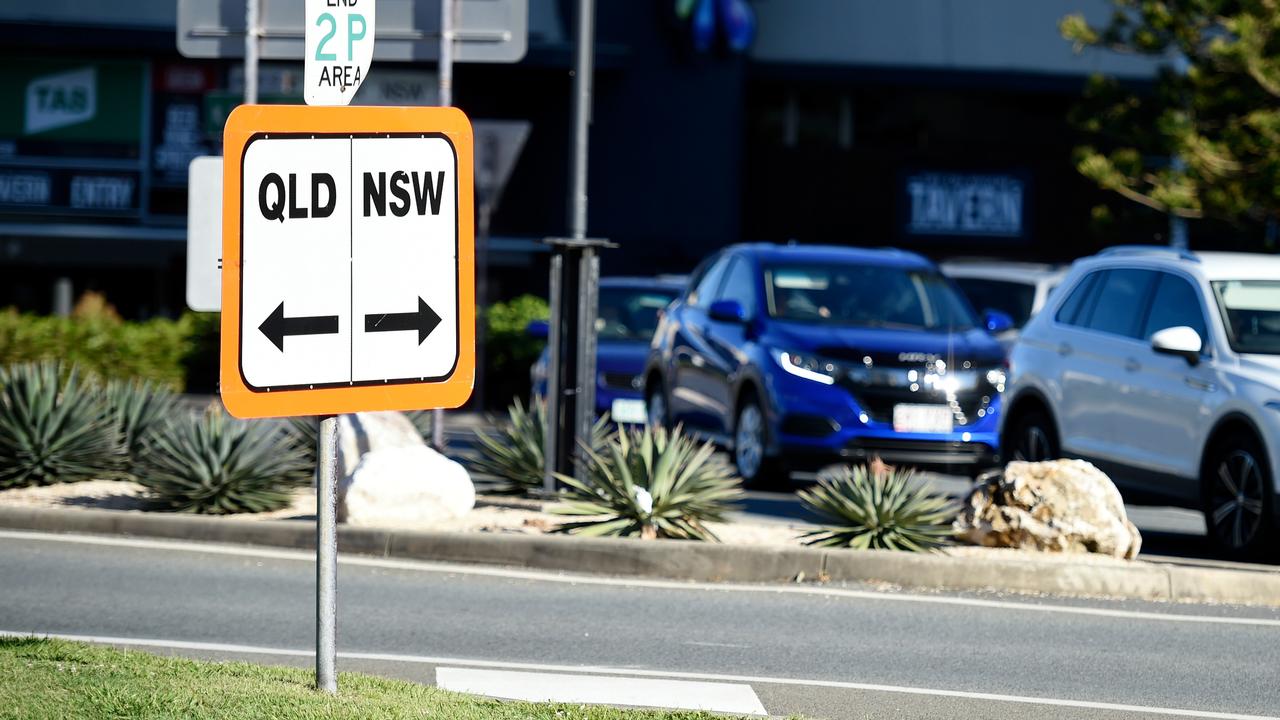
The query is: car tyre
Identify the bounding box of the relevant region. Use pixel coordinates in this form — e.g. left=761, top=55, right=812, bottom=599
left=645, top=381, right=670, bottom=430
left=1008, top=406, right=1058, bottom=463
left=1201, top=435, right=1275, bottom=561
left=734, top=395, right=788, bottom=491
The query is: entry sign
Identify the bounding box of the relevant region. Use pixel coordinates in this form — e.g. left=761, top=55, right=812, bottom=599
left=305, top=0, right=376, bottom=106
left=220, top=105, right=475, bottom=418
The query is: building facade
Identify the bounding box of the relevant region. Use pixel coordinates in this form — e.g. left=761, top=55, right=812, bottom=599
left=0, top=0, right=1164, bottom=318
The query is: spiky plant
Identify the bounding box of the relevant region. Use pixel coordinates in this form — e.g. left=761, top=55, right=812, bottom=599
left=551, top=424, right=743, bottom=541
left=0, top=362, right=125, bottom=488
left=468, top=398, right=610, bottom=494
left=798, top=463, right=956, bottom=551
left=104, top=378, right=177, bottom=475
left=406, top=410, right=436, bottom=446
left=137, top=411, right=310, bottom=514
left=284, top=416, right=319, bottom=468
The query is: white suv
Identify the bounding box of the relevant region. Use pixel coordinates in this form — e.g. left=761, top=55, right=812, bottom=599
left=1001, top=247, right=1280, bottom=558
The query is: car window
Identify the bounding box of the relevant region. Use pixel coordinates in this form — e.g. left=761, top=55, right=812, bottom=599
left=1212, top=280, right=1280, bottom=355
left=1084, top=269, right=1157, bottom=339
left=596, top=287, right=681, bottom=341
left=1054, top=271, right=1101, bottom=327
left=716, top=256, right=757, bottom=317
left=953, top=277, right=1036, bottom=328
left=688, top=255, right=729, bottom=309
left=763, top=262, right=977, bottom=330
left=1142, top=273, right=1208, bottom=343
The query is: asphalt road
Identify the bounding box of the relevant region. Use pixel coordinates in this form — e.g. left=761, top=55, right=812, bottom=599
left=2, top=531, right=1278, bottom=719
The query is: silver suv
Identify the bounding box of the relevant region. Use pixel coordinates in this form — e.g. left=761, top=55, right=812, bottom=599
left=1001, top=247, right=1280, bottom=558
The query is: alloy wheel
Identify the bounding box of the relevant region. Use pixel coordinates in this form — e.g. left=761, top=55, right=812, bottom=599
left=1014, top=424, right=1051, bottom=462
left=1209, top=449, right=1266, bottom=552
left=646, top=390, right=667, bottom=429
left=735, top=404, right=764, bottom=479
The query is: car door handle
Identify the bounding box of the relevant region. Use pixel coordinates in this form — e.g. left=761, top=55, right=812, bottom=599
left=1185, top=377, right=1217, bottom=392
left=1057, top=342, right=1072, bottom=356
left=1124, top=358, right=1141, bottom=372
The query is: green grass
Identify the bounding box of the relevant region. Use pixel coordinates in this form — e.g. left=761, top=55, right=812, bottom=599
left=0, top=638, right=740, bottom=720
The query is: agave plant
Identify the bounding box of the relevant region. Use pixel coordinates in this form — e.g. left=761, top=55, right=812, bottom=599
left=137, top=411, right=311, bottom=514
left=551, top=424, right=743, bottom=541
left=284, top=416, right=319, bottom=468
left=104, top=378, right=178, bottom=475
left=406, top=410, right=436, bottom=446
left=0, top=362, right=125, bottom=488
left=798, top=463, right=956, bottom=551
left=468, top=398, right=610, bottom=494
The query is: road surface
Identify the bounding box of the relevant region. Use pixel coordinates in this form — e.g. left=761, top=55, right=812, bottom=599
left=2, top=530, right=1278, bottom=719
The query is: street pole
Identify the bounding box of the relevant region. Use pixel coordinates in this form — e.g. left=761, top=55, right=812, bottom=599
left=568, top=0, right=594, bottom=242
left=544, top=0, right=606, bottom=493
left=1170, top=52, right=1190, bottom=251
left=315, top=415, right=338, bottom=693
left=432, top=0, right=455, bottom=450
left=244, top=0, right=259, bottom=105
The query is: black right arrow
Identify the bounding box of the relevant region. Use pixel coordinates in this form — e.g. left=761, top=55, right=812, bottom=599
left=258, top=301, right=340, bottom=352
left=364, top=297, right=442, bottom=345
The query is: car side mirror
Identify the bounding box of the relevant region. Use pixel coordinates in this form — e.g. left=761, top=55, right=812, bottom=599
left=1151, top=326, right=1202, bottom=365
left=525, top=319, right=549, bottom=339
left=984, top=309, right=1015, bottom=334
left=708, top=299, right=747, bottom=323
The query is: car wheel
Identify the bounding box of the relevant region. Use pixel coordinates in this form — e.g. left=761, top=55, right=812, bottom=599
left=1009, top=407, right=1058, bottom=463
left=1202, top=436, right=1274, bottom=560
left=734, top=396, right=787, bottom=490
left=645, top=383, right=669, bottom=429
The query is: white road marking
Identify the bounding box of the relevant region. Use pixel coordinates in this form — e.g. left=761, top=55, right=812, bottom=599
left=435, top=667, right=768, bottom=715
left=2, top=530, right=1279, bottom=627
left=684, top=640, right=751, bottom=649
left=2, top=632, right=1273, bottom=720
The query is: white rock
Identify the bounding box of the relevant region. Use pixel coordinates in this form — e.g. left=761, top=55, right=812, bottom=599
left=953, top=459, right=1142, bottom=560
left=335, top=411, right=425, bottom=479
left=338, top=445, right=475, bottom=527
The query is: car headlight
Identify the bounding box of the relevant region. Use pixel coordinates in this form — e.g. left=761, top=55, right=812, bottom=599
left=985, top=368, right=1006, bottom=392
left=773, top=349, right=837, bottom=385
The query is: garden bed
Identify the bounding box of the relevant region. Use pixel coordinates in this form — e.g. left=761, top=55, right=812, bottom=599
left=0, top=482, right=808, bottom=548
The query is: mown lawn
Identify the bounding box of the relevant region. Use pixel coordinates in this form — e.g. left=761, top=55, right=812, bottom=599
left=0, top=638, right=741, bottom=720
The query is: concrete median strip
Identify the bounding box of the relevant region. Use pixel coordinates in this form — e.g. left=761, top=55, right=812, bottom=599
left=1, top=505, right=1277, bottom=607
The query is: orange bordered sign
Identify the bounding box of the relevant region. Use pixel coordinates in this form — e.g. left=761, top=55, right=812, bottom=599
left=220, top=105, right=475, bottom=418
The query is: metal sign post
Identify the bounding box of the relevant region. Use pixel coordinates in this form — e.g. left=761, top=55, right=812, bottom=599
left=244, top=0, right=260, bottom=104
left=431, top=0, right=456, bottom=449
left=315, top=415, right=338, bottom=693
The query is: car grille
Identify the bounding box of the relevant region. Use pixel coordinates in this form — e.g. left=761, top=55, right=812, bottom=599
left=825, top=356, right=1000, bottom=427
left=600, top=371, right=640, bottom=391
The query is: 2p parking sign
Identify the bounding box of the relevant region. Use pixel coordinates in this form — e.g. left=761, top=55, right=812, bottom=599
left=220, top=105, right=475, bottom=418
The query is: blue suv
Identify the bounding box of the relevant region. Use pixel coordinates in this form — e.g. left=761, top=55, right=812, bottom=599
left=644, top=244, right=1012, bottom=487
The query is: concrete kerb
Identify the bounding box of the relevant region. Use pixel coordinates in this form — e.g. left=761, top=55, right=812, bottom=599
left=2, top=505, right=1278, bottom=606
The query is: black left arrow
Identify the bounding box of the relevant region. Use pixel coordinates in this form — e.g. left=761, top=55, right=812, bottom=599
left=258, top=301, right=340, bottom=352
left=364, top=297, right=442, bottom=345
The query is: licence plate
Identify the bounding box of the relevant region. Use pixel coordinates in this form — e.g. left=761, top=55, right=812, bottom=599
left=610, top=398, right=648, bottom=424
left=892, top=404, right=954, bottom=434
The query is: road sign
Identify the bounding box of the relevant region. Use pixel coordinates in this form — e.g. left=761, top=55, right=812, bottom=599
left=178, top=0, right=527, bottom=64
left=186, top=156, right=223, bottom=312
left=220, top=105, right=475, bottom=418
left=305, top=0, right=376, bottom=106
left=472, top=119, right=529, bottom=208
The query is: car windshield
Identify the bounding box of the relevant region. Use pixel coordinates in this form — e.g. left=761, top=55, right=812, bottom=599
left=763, top=263, right=978, bottom=330
left=952, top=277, right=1036, bottom=328
left=595, top=286, right=679, bottom=341
left=1212, top=280, right=1280, bottom=355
